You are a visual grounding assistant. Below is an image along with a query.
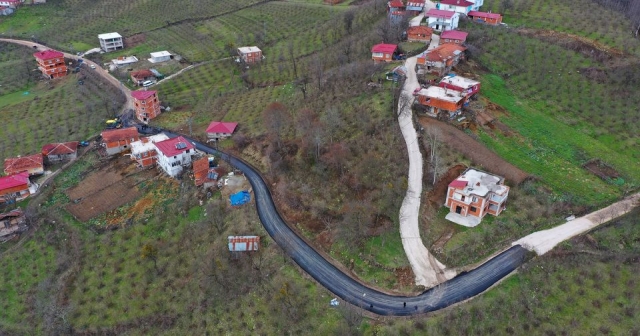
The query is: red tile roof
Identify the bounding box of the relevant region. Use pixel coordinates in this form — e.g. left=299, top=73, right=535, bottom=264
left=468, top=10, right=502, bottom=19
left=206, top=121, right=238, bottom=134
left=131, top=90, right=157, bottom=100
left=0, top=172, right=29, bottom=191
left=425, top=44, right=466, bottom=62
left=154, top=136, right=195, bottom=157
left=33, top=50, right=64, bottom=60
left=193, top=157, right=210, bottom=186
left=439, top=0, right=474, bottom=6
left=101, top=127, right=139, bottom=143
left=449, top=179, right=467, bottom=189
left=407, top=0, right=425, bottom=5
left=388, top=0, right=404, bottom=7
left=407, top=26, right=433, bottom=36
left=426, top=8, right=456, bottom=18
left=4, top=154, right=43, bottom=175
left=371, top=43, right=398, bottom=54
left=131, top=69, right=154, bottom=80
left=441, top=30, right=468, bottom=41
left=41, top=142, right=78, bottom=156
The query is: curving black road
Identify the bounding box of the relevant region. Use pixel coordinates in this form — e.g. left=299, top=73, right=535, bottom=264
left=163, top=131, right=530, bottom=316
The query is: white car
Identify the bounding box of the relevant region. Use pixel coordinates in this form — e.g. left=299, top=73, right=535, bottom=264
left=89, top=64, right=96, bottom=69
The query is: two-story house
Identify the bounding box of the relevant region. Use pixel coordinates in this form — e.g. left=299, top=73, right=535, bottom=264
left=438, top=74, right=480, bottom=100
left=417, top=43, right=466, bottom=76
left=132, top=90, right=161, bottom=123
left=445, top=168, right=510, bottom=227
left=415, top=86, right=466, bottom=118
left=237, top=46, right=263, bottom=63
left=33, top=50, right=67, bottom=79
left=130, top=133, right=169, bottom=168
left=437, top=0, right=474, bottom=15
left=426, top=8, right=459, bottom=31
left=101, top=127, right=140, bottom=155
left=154, top=136, right=195, bottom=177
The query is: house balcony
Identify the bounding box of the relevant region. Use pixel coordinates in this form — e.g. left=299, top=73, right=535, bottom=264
left=489, top=193, right=507, bottom=204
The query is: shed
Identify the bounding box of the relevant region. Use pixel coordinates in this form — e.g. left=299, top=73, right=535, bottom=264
left=228, top=236, right=260, bottom=252
left=149, top=51, right=172, bottom=63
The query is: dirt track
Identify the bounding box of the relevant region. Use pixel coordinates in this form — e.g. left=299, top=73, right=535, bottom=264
left=418, top=117, right=529, bottom=184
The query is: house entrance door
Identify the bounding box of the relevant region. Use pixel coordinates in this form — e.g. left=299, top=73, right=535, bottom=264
left=455, top=206, right=462, bottom=214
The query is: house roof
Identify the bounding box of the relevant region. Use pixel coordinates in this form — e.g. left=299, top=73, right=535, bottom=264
left=388, top=0, right=404, bottom=7
left=449, top=168, right=508, bottom=197
left=130, top=69, right=154, bottom=80
left=406, top=0, right=425, bottom=5
left=150, top=51, right=171, bottom=58
left=439, top=0, right=474, bottom=6
left=206, top=121, right=238, bottom=134
left=131, top=90, right=157, bottom=100
left=4, top=154, right=43, bottom=175
left=417, top=86, right=465, bottom=103
left=426, top=8, right=456, bottom=18
left=468, top=10, right=502, bottom=19
left=424, top=43, right=466, bottom=62
left=407, top=25, right=433, bottom=36
left=449, top=179, right=467, bottom=188
left=0, top=172, right=29, bottom=191
left=228, top=235, right=260, bottom=251
left=193, top=157, right=226, bottom=186
left=238, top=46, right=261, bottom=53
left=440, top=74, right=480, bottom=90
left=0, top=208, right=23, bottom=221
left=154, top=136, right=195, bottom=157
left=371, top=43, right=398, bottom=54
left=440, top=30, right=468, bottom=40
left=101, top=127, right=139, bottom=143
left=130, top=134, right=169, bottom=155
left=98, top=32, right=122, bottom=39
left=41, top=141, right=78, bottom=156
left=33, top=50, right=63, bottom=60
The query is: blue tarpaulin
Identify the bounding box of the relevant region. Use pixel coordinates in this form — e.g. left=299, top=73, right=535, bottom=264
left=230, top=190, right=251, bottom=206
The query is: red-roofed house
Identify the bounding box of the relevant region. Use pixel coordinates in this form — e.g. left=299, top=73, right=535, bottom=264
left=440, top=30, right=468, bottom=45
left=0, top=172, right=31, bottom=203
left=426, top=9, right=459, bottom=31
left=439, top=74, right=480, bottom=100
left=33, top=49, right=67, bottom=79
left=414, top=86, right=466, bottom=118
left=130, top=69, right=156, bottom=86
left=131, top=90, right=161, bottom=123
left=437, top=0, right=474, bottom=14
left=417, top=44, right=466, bottom=76
left=206, top=121, right=238, bottom=141
left=41, top=142, right=79, bottom=162
left=371, top=43, right=399, bottom=63
left=468, top=10, right=502, bottom=25
left=387, top=0, right=405, bottom=12
left=445, top=168, right=509, bottom=226
left=101, top=127, right=140, bottom=155
left=406, top=26, right=433, bottom=43
left=4, top=154, right=44, bottom=176
left=0, top=0, right=21, bottom=9
left=155, top=136, right=196, bottom=177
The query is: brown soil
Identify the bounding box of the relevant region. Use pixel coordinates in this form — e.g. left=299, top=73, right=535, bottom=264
left=517, top=28, right=626, bottom=62
left=583, top=159, right=620, bottom=180
left=394, top=266, right=415, bottom=288
left=367, top=214, right=393, bottom=236
left=431, top=228, right=455, bottom=253
left=124, top=34, right=146, bottom=48
left=418, top=116, right=530, bottom=185
left=66, top=180, right=141, bottom=222
left=427, top=164, right=467, bottom=208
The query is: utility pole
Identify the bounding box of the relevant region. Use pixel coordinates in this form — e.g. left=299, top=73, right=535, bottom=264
left=188, top=115, right=193, bottom=136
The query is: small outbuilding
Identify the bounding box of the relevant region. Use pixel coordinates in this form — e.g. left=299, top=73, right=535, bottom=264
left=149, top=51, right=172, bottom=63
left=206, top=121, right=238, bottom=141
left=228, top=235, right=260, bottom=252
left=468, top=10, right=503, bottom=25
left=237, top=46, right=263, bottom=63
left=41, top=142, right=79, bottom=162
left=371, top=43, right=399, bottom=63
left=440, top=30, right=468, bottom=45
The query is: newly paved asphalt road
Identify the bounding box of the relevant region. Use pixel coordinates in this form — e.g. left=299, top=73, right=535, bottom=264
left=163, top=131, right=530, bottom=315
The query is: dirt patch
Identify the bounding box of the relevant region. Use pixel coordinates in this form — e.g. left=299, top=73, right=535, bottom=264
left=367, top=214, right=393, bottom=236
left=124, top=33, right=146, bottom=48
left=394, top=266, right=415, bottom=288
left=66, top=179, right=141, bottom=222
left=316, top=230, right=334, bottom=250
left=431, top=228, right=455, bottom=253
left=419, top=116, right=529, bottom=185
left=427, top=164, right=467, bottom=208
left=583, top=159, right=620, bottom=181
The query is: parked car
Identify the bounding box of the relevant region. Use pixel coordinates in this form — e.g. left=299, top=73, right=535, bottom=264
left=142, top=80, right=154, bottom=87
left=79, top=141, right=90, bottom=147
left=89, top=64, right=96, bottom=69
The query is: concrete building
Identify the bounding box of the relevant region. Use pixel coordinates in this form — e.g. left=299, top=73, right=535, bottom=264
left=131, top=90, right=161, bottom=123
left=101, top=127, right=140, bottom=155
left=237, top=46, right=262, bottom=63
left=154, top=136, right=195, bottom=177
left=98, top=32, right=124, bottom=52
left=130, top=134, right=169, bottom=168
left=33, top=50, right=67, bottom=79
left=149, top=51, right=171, bottom=63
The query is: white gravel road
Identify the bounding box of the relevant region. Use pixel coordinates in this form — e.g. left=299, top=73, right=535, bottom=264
left=514, top=193, right=640, bottom=255
left=398, top=56, right=456, bottom=288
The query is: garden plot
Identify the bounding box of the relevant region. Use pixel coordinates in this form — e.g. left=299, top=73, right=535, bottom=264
left=65, top=157, right=158, bottom=221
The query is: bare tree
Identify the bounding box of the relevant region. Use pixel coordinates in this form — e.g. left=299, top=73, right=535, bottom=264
left=321, top=106, right=343, bottom=143
left=263, top=102, right=289, bottom=148
left=500, top=0, right=514, bottom=15
left=343, top=10, right=356, bottom=35
left=424, top=126, right=444, bottom=185
left=141, top=243, right=160, bottom=274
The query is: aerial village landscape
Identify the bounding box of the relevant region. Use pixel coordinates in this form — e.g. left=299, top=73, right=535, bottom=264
left=0, top=0, right=639, bottom=334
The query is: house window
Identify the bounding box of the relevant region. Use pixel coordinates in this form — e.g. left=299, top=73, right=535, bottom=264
left=472, top=196, right=478, bottom=203
left=461, top=195, right=465, bottom=201
left=445, top=39, right=450, bottom=42
left=173, top=156, right=177, bottom=159
left=470, top=206, right=477, bottom=213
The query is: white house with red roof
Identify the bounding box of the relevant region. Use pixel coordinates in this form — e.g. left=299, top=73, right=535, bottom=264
left=426, top=8, right=459, bottom=31
left=206, top=121, right=238, bottom=141
left=371, top=43, right=399, bottom=63
left=154, top=136, right=196, bottom=177
left=437, top=0, right=474, bottom=14
left=41, top=141, right=79, bottom=162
